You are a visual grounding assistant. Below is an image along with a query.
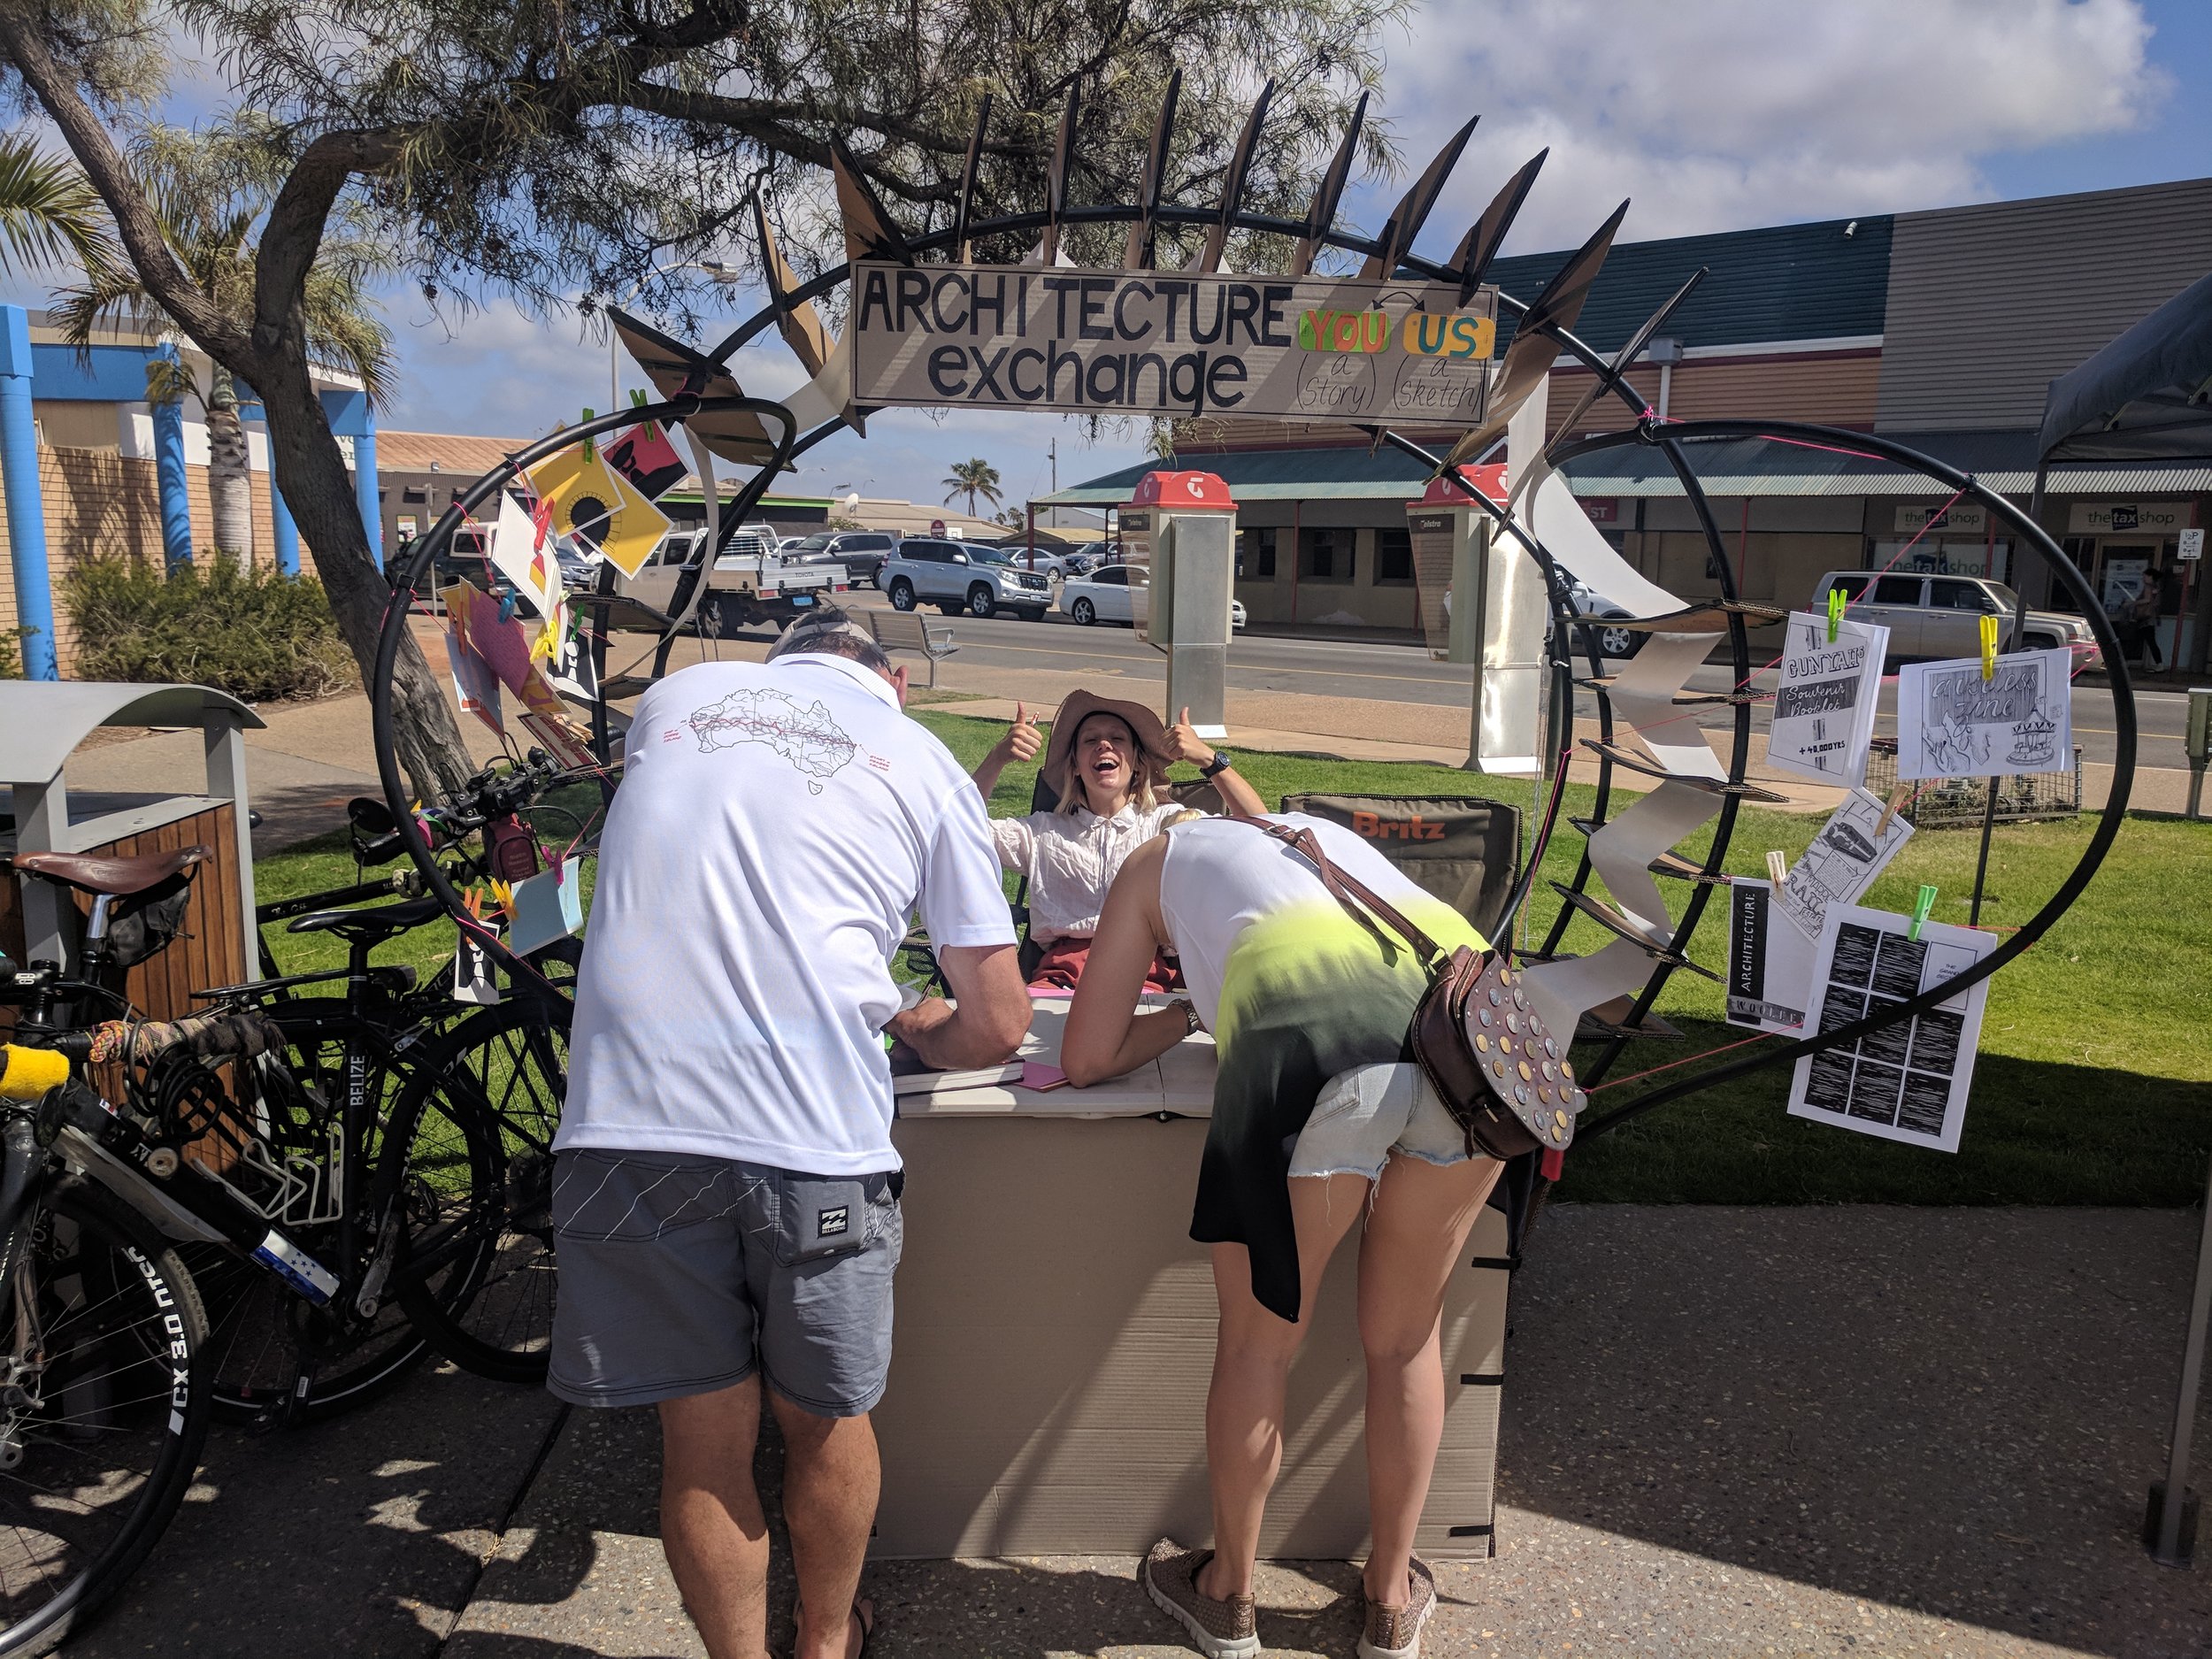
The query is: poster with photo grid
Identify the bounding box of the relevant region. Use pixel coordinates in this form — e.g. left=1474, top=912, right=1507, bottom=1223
left=1786, top=905, right=1993, bottom=1153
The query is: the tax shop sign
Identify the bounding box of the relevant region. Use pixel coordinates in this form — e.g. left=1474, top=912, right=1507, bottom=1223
left=849, top=262, right=1497, bottom=424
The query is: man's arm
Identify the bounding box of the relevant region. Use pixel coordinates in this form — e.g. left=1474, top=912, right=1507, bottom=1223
left=886, top=945, right=1031, bottom=1069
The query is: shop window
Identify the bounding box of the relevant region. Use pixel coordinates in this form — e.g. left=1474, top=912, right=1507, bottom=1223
left=1240, top=526, right=1278, bottom=579
left=402, top=485, right=428, bottom=504
left=1300, top=526, right=1355, bottom=582
left=1375, top=527, right=1413, bottom=584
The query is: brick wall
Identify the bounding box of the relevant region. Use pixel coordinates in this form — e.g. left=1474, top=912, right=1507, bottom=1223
left=0, top=444, right=316, bottom=673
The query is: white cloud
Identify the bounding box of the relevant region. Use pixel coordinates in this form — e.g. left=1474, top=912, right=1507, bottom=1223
left=1371, top=0, right=2168, bottom=252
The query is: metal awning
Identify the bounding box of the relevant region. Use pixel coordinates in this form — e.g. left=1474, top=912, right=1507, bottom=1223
left=0, top=681, right=264, bottom=789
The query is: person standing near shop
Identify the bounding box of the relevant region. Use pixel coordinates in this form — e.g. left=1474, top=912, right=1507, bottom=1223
left=549, top=609, right=1029, bottom=1659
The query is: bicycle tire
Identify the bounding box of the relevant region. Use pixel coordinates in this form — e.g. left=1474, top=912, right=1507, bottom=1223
left=0, top=1181, right=213, bottom=1656
left=376, top=996, right=569, bottom=1385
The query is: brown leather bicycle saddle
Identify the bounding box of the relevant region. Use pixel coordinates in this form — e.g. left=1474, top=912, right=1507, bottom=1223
left=7, top=846, right=211, bottom=896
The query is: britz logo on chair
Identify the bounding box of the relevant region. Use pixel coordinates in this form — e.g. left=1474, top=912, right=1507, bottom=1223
left=1351, top=810, right=1446, bottom=842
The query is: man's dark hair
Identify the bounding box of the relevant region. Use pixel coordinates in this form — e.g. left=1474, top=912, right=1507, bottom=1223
left=766, top=605, right=896, bottom=676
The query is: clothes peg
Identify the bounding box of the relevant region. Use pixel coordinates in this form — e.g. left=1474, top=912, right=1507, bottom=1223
left=1909, top=884, right=1938, bottom=941
left=581, top=408, right=595, bottom=459
left=1979, top=613, right=1998, bottom=682
left=1765, top=850, right=1788, bottom=895
left=1827, top=587, right=1845, bottom=642
left=1875, top=784, right=1910, bottom=837
left=628, top=388, right=657, bottom=439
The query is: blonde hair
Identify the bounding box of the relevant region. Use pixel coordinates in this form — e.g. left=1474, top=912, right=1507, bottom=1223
left=1157, top=807, right=1206, bottom=828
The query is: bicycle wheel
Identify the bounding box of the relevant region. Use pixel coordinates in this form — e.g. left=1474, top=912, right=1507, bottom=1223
left=0, top=1181, right=212, bottom=1656
left=376, top=996, right=568, bottom=1385
left=161, top=1044, right=434, bottom=1425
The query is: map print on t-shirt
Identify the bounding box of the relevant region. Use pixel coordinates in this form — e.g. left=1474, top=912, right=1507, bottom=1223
left=687, top=690, right=856, bottom=792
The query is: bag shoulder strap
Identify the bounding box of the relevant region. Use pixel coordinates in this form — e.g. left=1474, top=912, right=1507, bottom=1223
left=1248, top=819, right=1448, bottom=971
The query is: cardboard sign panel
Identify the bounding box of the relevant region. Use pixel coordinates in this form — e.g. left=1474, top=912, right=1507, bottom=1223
left=850, top=262, right=1497, bottom=424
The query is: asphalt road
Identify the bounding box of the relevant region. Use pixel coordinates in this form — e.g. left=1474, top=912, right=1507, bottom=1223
left=831, top=590, right=2187, bottom=772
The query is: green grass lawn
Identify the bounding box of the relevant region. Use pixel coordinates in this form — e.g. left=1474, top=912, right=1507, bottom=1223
left=253, top=708, right=2209, bottom=1207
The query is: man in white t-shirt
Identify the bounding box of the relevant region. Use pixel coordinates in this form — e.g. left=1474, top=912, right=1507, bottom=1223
left=550, top=610, right=1027, bottom=1659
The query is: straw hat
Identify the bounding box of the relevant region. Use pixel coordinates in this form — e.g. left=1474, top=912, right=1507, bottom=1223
left=1041, top=690, right=1175, bottom=802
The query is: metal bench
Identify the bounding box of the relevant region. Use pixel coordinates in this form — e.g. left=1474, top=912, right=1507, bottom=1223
left=865, top=610, right=958, bottom=687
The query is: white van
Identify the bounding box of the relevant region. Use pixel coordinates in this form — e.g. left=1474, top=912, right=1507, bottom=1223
left=1811, top=571, right=2102, bottom=668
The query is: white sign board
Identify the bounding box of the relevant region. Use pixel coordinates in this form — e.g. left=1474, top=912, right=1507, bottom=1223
left=1896, top=649, right=2072, bottom=780
left=2179, top=527, right=2204, bottom=562
left=1766, top=613, right=1888, bottom=787
left=1787, top=906, right=1993, bottom=1154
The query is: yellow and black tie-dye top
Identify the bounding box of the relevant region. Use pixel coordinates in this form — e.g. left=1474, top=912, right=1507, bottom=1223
left=1158, top=815, right=1486, bottom=1321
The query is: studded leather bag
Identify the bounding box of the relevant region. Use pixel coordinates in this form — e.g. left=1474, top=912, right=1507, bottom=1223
left=1250, top=821, right=1584, bottom=1160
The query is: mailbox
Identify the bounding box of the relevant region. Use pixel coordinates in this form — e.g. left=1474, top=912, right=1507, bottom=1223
left=1123, top=470, right=1236, bottom=739
left=1405, top=468, right=1546, bottom=773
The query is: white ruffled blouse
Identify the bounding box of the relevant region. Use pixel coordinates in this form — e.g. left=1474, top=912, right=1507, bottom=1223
left=990, top=800, right=1185, bottom=943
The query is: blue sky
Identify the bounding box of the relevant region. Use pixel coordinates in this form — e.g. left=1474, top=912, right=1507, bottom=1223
left=14, top=0, right=2212, bottom=518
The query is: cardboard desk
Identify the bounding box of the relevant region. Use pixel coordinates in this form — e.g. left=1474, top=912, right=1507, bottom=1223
left=873, top=997, right=1511, bottom=1560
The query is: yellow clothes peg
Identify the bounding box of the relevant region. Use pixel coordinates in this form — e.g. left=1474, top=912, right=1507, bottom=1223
left=1979, top=613, right=1998, bottom=681
left=1827, top=586, right=1845, bottom=642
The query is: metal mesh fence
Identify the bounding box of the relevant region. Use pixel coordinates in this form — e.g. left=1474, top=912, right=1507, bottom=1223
left=1864, top=738, right=2083, bottom=828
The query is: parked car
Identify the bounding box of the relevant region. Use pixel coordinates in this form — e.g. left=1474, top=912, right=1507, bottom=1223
left=427, top=526, right=589, bottom=620
left=778, top=529, right=898, bottom=588
left=1059, top=564, right=1246, bottom=632
left=1812, top=570, right=2103, bottom=668
left=989, top=539, right=1095, bottom=582
left=1558, top=578, right=1644, bottom=658
left=608, top=526, right=844, bottom=634
left=879, top=536, right=1054, bottom=620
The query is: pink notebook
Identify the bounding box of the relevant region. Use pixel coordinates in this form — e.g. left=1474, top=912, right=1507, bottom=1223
left=1018, top=1061, right=1071, bottom=1092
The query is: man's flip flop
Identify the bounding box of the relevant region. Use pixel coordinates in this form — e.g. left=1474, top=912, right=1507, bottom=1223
left=788, top=1598, right=874, bottom=1658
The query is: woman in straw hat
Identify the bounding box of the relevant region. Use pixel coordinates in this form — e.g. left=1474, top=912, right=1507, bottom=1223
left=970, top=690, right=1265, bottom=988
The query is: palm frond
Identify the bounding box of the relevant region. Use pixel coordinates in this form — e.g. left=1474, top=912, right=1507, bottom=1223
left=0, top=132, right=115, bottom=276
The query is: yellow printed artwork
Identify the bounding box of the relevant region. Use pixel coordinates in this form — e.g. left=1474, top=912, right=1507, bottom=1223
left=527, top=443, right=672, bottom=579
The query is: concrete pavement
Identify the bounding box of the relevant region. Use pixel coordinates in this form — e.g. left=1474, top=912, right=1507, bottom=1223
left=83, top=1205, right=2212, bottom=1657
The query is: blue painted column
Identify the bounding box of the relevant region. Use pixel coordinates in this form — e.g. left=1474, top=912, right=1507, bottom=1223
left=269, top=478, right=301, bottom=577
left=320, top=387, right=381, bottom=572
left=0, top=304, right=57, bottom=680
left=150, top=344, right=194, bottom=574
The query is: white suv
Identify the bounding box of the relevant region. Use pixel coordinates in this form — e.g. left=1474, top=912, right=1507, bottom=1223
left=1813, top=571, right=2102, bottom=668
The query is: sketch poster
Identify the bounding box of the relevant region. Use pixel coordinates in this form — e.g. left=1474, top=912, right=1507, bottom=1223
left=1896, top=648, right=2071, bottom=780
left=1766, top=612, right=1889, bottom=786
left=1778, top=787, right=1914, bottom=941
left=1786, top=906, right=1994, bottom=1153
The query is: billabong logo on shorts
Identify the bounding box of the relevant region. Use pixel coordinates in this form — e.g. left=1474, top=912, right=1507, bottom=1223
left=817, top=1205, right=849, bottom=1238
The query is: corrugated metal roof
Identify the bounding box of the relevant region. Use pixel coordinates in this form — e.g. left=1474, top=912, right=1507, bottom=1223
left=1039, top=438, right=2212, bottom=504
left=1486, top=216, right=1893, bottom=354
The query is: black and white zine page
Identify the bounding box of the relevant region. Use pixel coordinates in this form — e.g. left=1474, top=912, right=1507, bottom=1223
left=1767, top=612, right=1887, bottom=787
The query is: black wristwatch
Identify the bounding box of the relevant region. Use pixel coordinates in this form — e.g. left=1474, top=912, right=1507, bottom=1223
left=1199, top=749, right=1233, bottom=779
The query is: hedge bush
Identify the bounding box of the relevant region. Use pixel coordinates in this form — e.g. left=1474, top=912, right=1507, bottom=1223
left=64, top=556, right=357, bottom=702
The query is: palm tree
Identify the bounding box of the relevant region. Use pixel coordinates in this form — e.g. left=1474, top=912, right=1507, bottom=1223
left=0, top=132, right=113, bottom=276
left=942, top=457, right=1002, bottom=518
left=50, top=127, right=395, bottom=566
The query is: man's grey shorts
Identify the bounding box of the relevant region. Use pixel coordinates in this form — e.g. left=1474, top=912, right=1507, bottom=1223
left=548, top=1148, right=903, bottom=1417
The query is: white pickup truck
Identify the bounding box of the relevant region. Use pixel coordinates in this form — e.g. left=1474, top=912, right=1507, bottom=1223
left=613, top=526, right=849, bottom=634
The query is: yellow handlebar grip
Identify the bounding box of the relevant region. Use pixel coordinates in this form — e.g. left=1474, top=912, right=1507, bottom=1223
left=0, top=1044, right=68, bottom=1102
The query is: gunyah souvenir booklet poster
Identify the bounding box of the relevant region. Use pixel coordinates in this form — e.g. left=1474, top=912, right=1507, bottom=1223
left=1766, top=612, right=1888, bottom=787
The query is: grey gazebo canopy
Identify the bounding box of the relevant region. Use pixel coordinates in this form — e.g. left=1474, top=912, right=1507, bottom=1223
left=2037, top=267, right=2212, bottom=464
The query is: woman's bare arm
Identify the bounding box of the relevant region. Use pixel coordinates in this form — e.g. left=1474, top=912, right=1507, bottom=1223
left=1061, top=838, right=1190, bottom=1086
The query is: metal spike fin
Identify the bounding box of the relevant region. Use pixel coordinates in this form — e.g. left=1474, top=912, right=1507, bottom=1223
left=753, top=197, right=830, bottom=378
left=1125, top=70, right=1182, bottom=270
left=1437, top=199, right=1629, bottom=473
left=1039, top=84, right=1082, bottom=266
left=604, top=306, right=780, bottom=465
left=830, top=138, right=915, bottom=267
left=1451, top=149, right=1548, bottom=303
left=1199, top=77, right=1274, bottom=273
left=1545, top=266, right=1704, bottom=457
left=1358, top=115, right=1479, bottom=280
left=951, top=95, right=993, bottom=264
left=1291, top=89, right=1368, bottom=277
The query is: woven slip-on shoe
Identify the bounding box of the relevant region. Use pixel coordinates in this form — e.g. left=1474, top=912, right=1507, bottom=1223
left=1141, top=1538, right=1261, bottom=1658
left=1357, top=1555, right=1437, bottom=1659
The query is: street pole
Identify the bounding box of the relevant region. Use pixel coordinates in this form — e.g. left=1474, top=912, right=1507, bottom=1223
left=2148, top=1147, right=2210, bottom=1566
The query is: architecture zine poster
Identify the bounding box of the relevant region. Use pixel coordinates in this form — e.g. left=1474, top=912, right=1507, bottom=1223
left=1786, top=906, right=1993, bottom=1154
left=1896, top=648, right=2072, bottom=781
left=1766, top=613, right=1888, bottom=787
left=1726, top=787, right=1914, bottom=1035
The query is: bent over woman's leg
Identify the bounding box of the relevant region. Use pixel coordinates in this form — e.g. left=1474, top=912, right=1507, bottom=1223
left=1193, top=1172, right=1368, bottom=1602
left=1357, top=1152, right=1502, bottom=1608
